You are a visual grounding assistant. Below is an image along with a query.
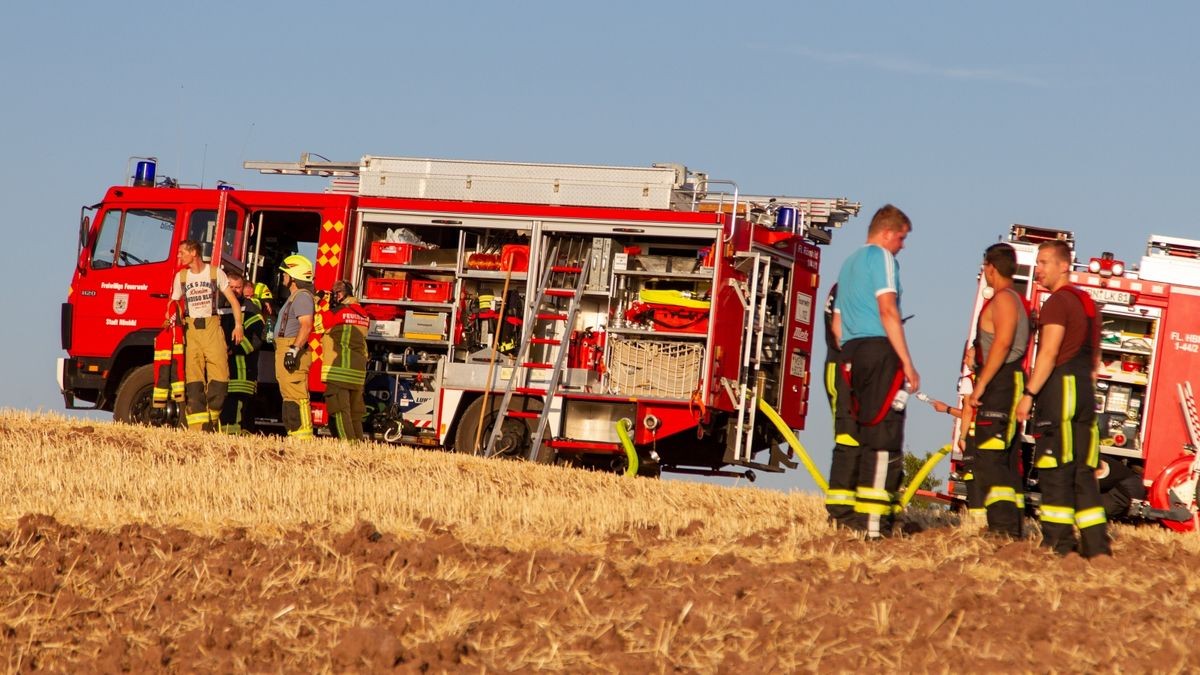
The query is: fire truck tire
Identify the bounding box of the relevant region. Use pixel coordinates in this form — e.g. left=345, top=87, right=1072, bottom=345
left=113, top=364, right=179, bottom=427
left=1148, top=454, right=1200, bottom=532
left=453, top=395, right=554, bottom=463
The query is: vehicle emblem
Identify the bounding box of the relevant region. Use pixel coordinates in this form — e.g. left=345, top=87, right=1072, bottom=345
left=113, top=293, right=129, bottom=315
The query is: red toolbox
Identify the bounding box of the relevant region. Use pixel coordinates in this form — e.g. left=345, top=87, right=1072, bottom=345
left=365, top=277, right=407, bottom=300
left=370, top=241, right=422, bottom=264
left=409, top=279, right=454, bottom=303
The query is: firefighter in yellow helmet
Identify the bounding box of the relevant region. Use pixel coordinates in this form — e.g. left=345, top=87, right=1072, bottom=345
left=275, top=255, right=316, bottom=439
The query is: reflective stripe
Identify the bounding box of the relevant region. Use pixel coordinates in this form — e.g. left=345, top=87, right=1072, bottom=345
left=186, top=412, right=210, bottom=426
left=968, top=508, right=986, bottom=516
left=835, top=433, right=859, bottom=447
left=978, top=437, right=1007, bottom=450
left=856, top=487, right=891, bottom=502
left=1016, top=494, right=1026, bottom=509
left=1007, top=370, right=1025, bottom=442
left=854, top=501, right=892, bottom=516
left=985, top=486, right=1018, bottom=507
left=154, top=349, right=171, bottom=360
left=1075, top=506, right=1107, bottom=529
left=1087, top=422, right=1100, bottom=468
left=825, top=489, right=856, bottom=506
left=1040, top=504, right=1076, bottom=525
left=1036, top=455, right=1059, bottom=469
left=228, top=381, right=257, bottom=395
left=825, top=362, right=838, bottom=434
left=1061, top=374, right=1076, bottom=464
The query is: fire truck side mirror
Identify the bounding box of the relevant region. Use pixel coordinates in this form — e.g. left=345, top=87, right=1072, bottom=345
left=78, top=215, right=89, bottom=252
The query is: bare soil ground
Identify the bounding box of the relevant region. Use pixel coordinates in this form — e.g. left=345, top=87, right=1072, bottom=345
left=1, top=411, right=1197, bottom=672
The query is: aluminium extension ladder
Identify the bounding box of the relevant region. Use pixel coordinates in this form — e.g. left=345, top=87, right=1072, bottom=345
left=484, top=240, right=591, bottom=461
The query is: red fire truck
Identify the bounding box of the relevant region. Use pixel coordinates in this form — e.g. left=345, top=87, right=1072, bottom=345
left=59, top=153, right=860, bottom=479
left=949, top=225, right=1200, bottom=528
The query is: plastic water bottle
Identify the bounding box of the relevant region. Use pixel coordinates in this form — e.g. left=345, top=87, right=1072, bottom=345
left=892, top=387, right=911, bottom=411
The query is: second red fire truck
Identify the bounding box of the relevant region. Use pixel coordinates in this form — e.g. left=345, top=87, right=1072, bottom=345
left=58, top=153, right=860, bottom=480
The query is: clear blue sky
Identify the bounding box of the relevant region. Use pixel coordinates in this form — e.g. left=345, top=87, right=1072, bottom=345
left=4, top=2, right=1199, bottom=493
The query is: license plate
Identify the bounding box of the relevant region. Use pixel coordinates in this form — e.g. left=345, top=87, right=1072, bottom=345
left=1084, top=287, right=1132, bottom=306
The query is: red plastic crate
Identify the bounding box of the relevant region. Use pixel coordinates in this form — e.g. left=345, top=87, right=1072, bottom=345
left=370, top=241, right=420, bottom=264
left=365, top=277, right=407, bottom=300
left=409, top=279, right=453, bottom=303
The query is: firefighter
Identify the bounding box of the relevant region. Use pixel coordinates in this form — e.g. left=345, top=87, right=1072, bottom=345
left=964, top=243, right=1030, bottom=538
left=1096, top=456, right=1147, bottom=521
left=1016, top=240, right=1110, bottom=558
left=831, top=204, right=920, bottom=538
left=275, top=255, right=316, bottom=439
left=316, top=280, right=370, bottom=440
left=169, top=239, right=243, bottom=431
left=822, top=283, right=858, bottom=523
left=219, top=269, right=266, bottom=434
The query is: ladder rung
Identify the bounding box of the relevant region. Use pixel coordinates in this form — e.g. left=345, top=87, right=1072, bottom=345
left=536, top=313, right=568, bottom=321
left=506, top=410, right=540, bottom=419
left=530, top=337, right=561, bottom=345
left=550, top=266, right=583, bottom=273
left=545, top=289, right=575, bottom=298
left=522, top=362, right=553, bottom=369
left=514, top=387, right=547, bottom=395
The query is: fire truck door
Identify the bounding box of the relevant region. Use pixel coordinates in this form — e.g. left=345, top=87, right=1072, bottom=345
left=777, top=240, right=822, bottom=429
left=209, top=190, right=248, bottom=272
left=74, top=205, right=182, bottom=358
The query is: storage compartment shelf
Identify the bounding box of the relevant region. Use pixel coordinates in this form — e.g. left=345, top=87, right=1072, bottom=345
left=1100, top=343, right=1153, bottom=356
left=1097, top=371, right=1148, bottom=386
left=370, top=336, right=450, bottom=346
left=361, top=299, right=454, bottom=309
left=613, top=269, right=714, bottom=280
left=362, top=262, right=457, bottom=274
left=608, top=327, right=708, bottom=340
left=460, top=270, right=529, bottom=281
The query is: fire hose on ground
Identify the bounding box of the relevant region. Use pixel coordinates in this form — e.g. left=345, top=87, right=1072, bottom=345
left=757, top=396, right=952, bottom=508
left=615, top=418, right=639, bottom=477
left=756, top=397, right=828, bottom=493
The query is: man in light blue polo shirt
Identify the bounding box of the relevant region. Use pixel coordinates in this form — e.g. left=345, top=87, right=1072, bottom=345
left=827, top=204, right=920, bottom=538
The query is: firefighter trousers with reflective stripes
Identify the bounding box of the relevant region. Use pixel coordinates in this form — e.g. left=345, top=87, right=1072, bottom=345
left=969, top=362, right=1026, bottom=537
left=219, top=392, right=254, bottom=435
left=275, top=337, right=313, bottom=439
left=1033, top=365, right=1109, bottom=557
left=184, top=319, right=228, bottom=430
left=823, top=358, right=861, bottom=525
left=325, top=382, right=365, bottom=441
left=832, top=339, right=905, bottom=536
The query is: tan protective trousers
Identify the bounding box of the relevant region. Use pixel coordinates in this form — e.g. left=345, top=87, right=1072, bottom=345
left=275, top=337, right=313, bottom=438
left=184, top=318, right=228, bottom=430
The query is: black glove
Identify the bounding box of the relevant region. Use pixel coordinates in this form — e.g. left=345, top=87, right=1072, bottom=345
left=283, top=347, right=299, bottom=373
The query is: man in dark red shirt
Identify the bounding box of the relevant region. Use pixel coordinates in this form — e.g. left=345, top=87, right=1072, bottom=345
left=1016, top=240, right=1110, bottom=558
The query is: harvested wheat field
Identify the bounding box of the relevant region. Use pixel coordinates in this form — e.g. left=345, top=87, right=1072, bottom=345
left=0, top=410, right=1197, bottom=672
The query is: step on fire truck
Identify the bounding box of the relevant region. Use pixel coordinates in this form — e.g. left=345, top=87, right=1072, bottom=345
left=59, top=153, right=860, bottom=479
left=950, top=224, right=1200, bottom=529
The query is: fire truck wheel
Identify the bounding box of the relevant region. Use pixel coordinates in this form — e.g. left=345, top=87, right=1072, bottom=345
left=1148, top=454, right=1200, bottom=533
left=453, top=395, right=554, bottom=463
left=113, top=364, right=179, bottom=427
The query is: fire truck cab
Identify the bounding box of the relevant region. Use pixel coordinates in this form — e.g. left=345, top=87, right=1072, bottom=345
left=60, top=154, right=860, bottom=480
left=950, top=225, right=1200, bottom=526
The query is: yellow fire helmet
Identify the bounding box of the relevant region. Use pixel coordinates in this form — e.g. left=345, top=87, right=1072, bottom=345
left=279, top=254, right=314, bottom=282
left=253, top=282, right=274, bottom=300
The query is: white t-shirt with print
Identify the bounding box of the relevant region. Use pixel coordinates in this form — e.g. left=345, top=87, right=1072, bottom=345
left=170, top=264, right=229, bottom=319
